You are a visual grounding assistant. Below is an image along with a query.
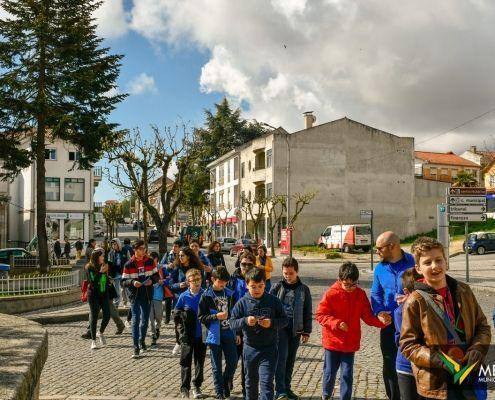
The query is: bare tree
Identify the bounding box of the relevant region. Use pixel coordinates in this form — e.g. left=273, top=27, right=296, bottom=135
left=289, top=191, right=317, bottom=226
left=240, top=192, right=268, bottom=242
left=217, top=202, right=235, bottom=238
left=106, top=126, right=196, bottom=255
left=266, top=194, right=287, bottom=257
left=102, top=203, right=122, bottom=239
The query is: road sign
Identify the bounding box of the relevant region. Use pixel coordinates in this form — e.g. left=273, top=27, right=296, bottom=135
left=360, top=210, right=373, bottom=219
left=449, top=214, right=487, bottom=222
left=448, top=187, right=487, bottom=196
left=448, top=196, right=487, bottom=205
left=449, top=205, right=486, bottom=214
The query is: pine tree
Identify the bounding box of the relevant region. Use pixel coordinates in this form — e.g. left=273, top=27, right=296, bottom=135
left=0, top=0, right=126, bottom=272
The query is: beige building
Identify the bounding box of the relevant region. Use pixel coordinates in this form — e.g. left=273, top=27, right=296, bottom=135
left=208, top=115, right=447, bottom=246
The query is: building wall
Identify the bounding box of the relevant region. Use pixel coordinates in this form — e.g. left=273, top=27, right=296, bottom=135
left=484, top=164, right=495, bottom=191
left=272, top=118, right=416, bottom=245
left=459, top=150, right=482, bottom=166
left=413, top=178, right=450, bottom=235
left=420, top=162, right=480, bottom=183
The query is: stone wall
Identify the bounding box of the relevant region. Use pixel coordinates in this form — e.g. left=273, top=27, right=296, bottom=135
left=0, top=313, right=48, bottom=400
left=0, top=288, right=80, bottom=315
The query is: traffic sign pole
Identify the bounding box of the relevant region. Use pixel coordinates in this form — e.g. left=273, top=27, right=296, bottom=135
left=465, top=222, right=469, bottom=283
left=370, top=212, right=374, bottom=272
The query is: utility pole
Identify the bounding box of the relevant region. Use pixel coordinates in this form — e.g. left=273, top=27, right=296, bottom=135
left=465, top=221, right=469, bottom=282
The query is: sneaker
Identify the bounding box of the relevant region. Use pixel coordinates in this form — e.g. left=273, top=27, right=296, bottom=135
left=287, top=390, right=300, bottom=400
left=140, top=340, right=148, bottom=352
left=81, top=331, right=91, bottom=339
left=181, top=389, right=190, bottom=398
left=276, top=395, right=288, bottom=400
left=172, top=343, right=181, bottom=356
left=223, top=382, right=231, bottom=399
left=156, top=328, right=160, bottom=339
left=115, top=324, right=125, bottom=335
left=97, top=332, right=106, bottom=346
left=215, top=395, right=225, bottom=400
left=192, top=387, right=203, bottom=399
left=124, top=320, right=131, bottom=329
left=132, top=347, right=140, bottom=359
left=151, top=337, right=157, bottom=348
left=90, top=340, right=97, bottom=350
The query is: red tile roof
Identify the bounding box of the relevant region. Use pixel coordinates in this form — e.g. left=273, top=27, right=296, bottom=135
left=414, top=151, right=480, bottom=168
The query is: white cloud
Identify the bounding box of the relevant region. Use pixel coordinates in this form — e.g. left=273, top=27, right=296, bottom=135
left=93, top=0, right=129, bottom=39
left=126, top=0, right=495, bottom=151
left=127, top=73, right=158, bottom=95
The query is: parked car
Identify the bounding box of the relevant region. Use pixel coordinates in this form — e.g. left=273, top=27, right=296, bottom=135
left=93, top=226, right=105, bottom=237
left=133, top=220, right=144, bottom=230
left=148, top=229, right=159, bottom=243
left=217, top=237, right=237, bottom=254
left=0, top=248, right=35, bottom=268
left=463, top=232, right=495, bottom=255
left=230, top=239, right=259, bottom=257
left=317, top=224, right=371, bottom=253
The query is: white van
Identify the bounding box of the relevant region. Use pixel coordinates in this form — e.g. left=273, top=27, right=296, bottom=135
left=317, top=224, right=372, bottom=253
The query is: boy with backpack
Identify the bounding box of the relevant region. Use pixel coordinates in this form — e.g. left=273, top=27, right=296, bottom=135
left=198, top=267, right=238, bottom=399
left=270, top=257, right=312, bottom=400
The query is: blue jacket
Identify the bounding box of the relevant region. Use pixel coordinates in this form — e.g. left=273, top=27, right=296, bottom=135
left=198, top=286, right=236, bottom=345
left=393, top=303, right=412, bottom=374
left=228, top=268, right=248, bottom=303
left=371, top=251, right=415, bottom=315
left=270, top=279, right=312, bottom=336
left=229, top=292, right=288, bottom=349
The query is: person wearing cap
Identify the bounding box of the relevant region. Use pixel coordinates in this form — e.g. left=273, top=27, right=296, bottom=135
left=107, top=238, right=131, bottom=307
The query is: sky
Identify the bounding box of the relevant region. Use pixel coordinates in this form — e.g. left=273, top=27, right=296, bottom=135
left=4, top=0, right=495, bottom=202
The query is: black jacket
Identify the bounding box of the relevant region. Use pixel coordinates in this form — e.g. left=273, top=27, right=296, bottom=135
left=174, top=308, right=199, bottom=345
left=207, top=252, right=226, bottom=268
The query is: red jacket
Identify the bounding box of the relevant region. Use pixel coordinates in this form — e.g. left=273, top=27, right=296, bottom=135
left=316, top=281, right=386, bottom=352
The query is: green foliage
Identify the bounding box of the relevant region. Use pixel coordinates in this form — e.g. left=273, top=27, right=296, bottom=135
left=0, top=0, right=126, bottom=178
left=120, top=198, right=131, bottom=218
left=452, top=171, right=478, bottom=188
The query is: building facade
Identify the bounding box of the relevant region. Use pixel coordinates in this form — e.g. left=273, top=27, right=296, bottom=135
left=415, top=151, right=481, bottom=183
left=7, top=138, right=100, bottom=245
left=208, top=116, right=447, bottom=246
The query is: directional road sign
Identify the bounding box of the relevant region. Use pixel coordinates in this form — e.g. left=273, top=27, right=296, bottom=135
left=449, top=214, right=487, bottom=222
left=448, top=205, right=486, bottom=214
left=360, top=210, right=373, bottom=219
left=448, top=196, right=487, bottom=205
left=448, top=187, right=486, bottom=196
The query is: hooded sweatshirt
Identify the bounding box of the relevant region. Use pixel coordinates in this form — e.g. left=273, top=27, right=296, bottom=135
left=316, top=281, right=386, bottom=352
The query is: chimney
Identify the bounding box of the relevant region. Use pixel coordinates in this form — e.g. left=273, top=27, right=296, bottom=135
left=470, top=145, right=477, bottom=154
left=303, top=111, right=316, bottom=129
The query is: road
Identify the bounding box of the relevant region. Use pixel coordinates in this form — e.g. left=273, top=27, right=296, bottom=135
left=38, top=255, right=495, bottom=400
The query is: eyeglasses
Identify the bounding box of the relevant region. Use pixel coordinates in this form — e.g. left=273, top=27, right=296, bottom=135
left=240, top=262, right=254, bottom=268
left=188, top=277, right=202, bottom=283
left=376, top=243, right=392, bottom=252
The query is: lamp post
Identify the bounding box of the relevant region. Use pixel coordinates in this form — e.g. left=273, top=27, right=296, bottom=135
left=261, top=122, right=291, bottom=257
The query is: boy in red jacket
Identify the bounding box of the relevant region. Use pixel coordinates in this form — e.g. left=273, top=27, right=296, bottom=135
left=316, top=262, right=391, bottom=400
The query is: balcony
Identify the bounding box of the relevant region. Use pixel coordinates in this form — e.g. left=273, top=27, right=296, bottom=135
left=93, top=166, right=102, bottom=187
left=251, top=167, right=266, bottom=184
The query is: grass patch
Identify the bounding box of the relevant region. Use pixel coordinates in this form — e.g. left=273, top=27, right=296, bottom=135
left=293, top=245, right=341, bottom=255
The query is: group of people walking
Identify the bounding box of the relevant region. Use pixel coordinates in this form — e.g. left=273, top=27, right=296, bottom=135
left=82, top=231, right=493, bottom=400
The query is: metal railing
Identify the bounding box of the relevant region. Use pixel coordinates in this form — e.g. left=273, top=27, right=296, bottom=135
left=11, top=256, right=71, bottom=269
left=0, top=270, right=79, bottom=296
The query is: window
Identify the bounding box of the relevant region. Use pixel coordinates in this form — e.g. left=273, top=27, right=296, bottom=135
left=64, top=178, right=85, bottom=202
left=241, top=162, right=245, bottom=178
left=255, top=184, right=265, bottom=199
left=234, top=185, right=239, bottom=207
left=429, top=167, right=437, bottom=176
left=64, top=219, right=84, bottom=240
left=227, top=162, right=230, bottom=182
left=489, top=175, right=495, bottom=187
left=241, top=190, right=245, bottom=205
left=266, top=183, right=273, bottom=198
left=248, top=160, right=251, bottom=171
left=45, top=149, right=57, bottom=160
left=69, top=151, right=81, bottom=161
left=234, top=157, right=239, bottom=180
left=266, top=149, right=272, bottom=168
left=45, top=178, right=60, bottom=201
left=452, top=169, right=458, bottom=178
left=440, top=168, right=448, bottom=176
left=219, top=166, right=224, bottom=185
left=219, top=190, right=224, bottom=208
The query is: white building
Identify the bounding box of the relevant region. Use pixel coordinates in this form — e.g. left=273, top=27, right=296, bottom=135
left=7, top=137, right=101, bottom=245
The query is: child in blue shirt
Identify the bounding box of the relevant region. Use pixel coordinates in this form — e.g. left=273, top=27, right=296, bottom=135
left=174, top=268, right=206, bottom=399
left=149, top=252, right=164, bottom=347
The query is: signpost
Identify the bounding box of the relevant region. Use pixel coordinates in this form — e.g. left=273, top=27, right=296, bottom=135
left=360, top=209, right=374, bottom=271
left=446, top=187, right=487, bottom=283
left=437, top=204, right=449, bottom=259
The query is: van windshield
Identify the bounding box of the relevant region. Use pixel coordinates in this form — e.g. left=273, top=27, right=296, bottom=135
left=355, top=225, right=371, bottom=236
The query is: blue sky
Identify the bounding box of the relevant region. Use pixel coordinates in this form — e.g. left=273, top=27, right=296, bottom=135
left=87, top=0, right=495, bottom=201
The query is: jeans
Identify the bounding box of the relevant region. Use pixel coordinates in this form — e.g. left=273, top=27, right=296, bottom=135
left=244, top=344, right=278, bottom=400
left=209, top=334, right=238, bottom=396
left=131, top=297, right=151, bottom=347
left=275, top=328, right=301, bottom=396
left=112, top=276, right=122, bottom=306
left=265, top=279, right=272, bottom=293
left=149, top=300, right=163, bottom=336
left=180, top=337, right=207, bottom=391
left=397, top=373, right=420, bottom=400
left=380, top=324, right=400, bottom=400
left=322, top=349, right=354, bottom=400
left=88, top=294, right=110, bottom=340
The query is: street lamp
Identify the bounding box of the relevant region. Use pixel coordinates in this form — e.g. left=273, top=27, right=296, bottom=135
left=261, top=122, right=291, bottom=258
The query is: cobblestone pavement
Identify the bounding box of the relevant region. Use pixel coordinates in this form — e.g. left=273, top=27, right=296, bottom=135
left=39, top=258, right=495, bottom=400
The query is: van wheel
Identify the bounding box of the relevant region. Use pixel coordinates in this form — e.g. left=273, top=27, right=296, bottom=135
left=343, top=245, right=351, bottom=253
left=318, top=243, right=326, bottom=248
left=476, top=246, right=486, bottom=255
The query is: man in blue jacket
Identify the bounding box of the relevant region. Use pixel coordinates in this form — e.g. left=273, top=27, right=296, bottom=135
left=370, top=231, right=415, bottom=400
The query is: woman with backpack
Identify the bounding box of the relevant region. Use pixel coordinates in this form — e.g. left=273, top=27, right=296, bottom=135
left=85, top=248, right=111, bottom=350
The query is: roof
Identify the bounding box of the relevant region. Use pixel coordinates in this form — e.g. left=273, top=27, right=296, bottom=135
left=414, top=151, right=480, bottom=168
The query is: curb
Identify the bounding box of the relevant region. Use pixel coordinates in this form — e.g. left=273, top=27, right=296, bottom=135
left=27, top=307, right=129, bottom=325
